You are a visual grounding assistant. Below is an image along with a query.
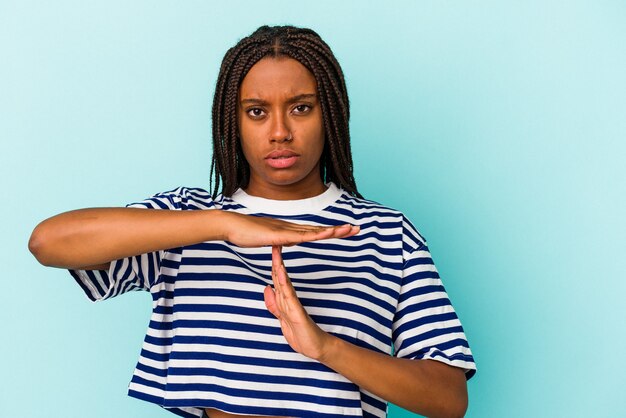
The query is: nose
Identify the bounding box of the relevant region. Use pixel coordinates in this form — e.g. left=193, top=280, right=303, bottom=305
left=270, top=113, right=292, bottom=143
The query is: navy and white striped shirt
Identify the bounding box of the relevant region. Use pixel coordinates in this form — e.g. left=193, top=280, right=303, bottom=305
left=69, top=183, right=476, bottom=418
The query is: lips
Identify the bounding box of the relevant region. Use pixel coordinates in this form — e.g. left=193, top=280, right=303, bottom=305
left=265, top=149, right=300, bottom=169
left=266, top=150, right=299, bottom=159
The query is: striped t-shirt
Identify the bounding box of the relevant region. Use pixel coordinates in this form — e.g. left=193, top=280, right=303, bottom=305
left=69, top=183, right=476, bottom=418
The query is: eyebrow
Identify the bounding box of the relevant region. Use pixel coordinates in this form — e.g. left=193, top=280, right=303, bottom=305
left=240, top=93, right=318, bottom=106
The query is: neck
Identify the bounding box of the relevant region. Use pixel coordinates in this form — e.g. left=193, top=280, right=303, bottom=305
left=244, top=175, right=327, bottom=201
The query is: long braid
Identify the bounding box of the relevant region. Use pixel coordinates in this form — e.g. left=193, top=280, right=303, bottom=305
left=210, top=25, right=362, bottom=198
left=289, top=41, right=356, bottom=193
left=212, top=36, right=262, bottom=196
left=288, top=49, right=344, bottom=185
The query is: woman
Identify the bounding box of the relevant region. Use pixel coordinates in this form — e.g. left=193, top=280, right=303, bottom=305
left=29, top=25, right=476, bottom=418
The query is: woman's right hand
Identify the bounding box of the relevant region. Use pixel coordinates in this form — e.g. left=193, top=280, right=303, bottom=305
left=220, top=211, right=359, bottom=247
left=29, top=207, right=359, bottom=270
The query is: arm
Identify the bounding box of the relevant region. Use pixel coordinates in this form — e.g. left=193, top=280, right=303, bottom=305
left=264, top=246, right=468, bottom=418
left=29, top=208, right=359, bottom=270
left=320, top=334, right=467, bottom=418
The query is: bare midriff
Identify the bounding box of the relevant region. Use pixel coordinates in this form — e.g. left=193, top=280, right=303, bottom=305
left=204, top=408, right=291, bottom=418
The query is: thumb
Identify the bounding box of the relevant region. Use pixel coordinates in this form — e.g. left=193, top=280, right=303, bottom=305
left=264, top=285, right=280, bottom=319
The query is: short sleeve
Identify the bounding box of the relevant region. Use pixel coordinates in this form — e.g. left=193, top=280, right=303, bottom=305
left=392, top=223, right=477, bottom=379
left=69, top=252, right=161, bottom=302
left=68, top=187, right=209, bottom=302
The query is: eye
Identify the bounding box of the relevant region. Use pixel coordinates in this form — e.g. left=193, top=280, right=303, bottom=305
left=246, top=108, right=266, bottom=119
left=293, top=104, right=312, bottom=115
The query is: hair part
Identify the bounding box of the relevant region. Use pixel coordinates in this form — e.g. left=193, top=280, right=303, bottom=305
left=210, top=25, right=361, bottom=198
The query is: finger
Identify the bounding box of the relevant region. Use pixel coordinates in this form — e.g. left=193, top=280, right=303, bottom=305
left=279, top=222, right=332, bottom=234
left=274, top=245, right=289, bottom=287
left=274, top=252, right=300, bottom=310
left=277, top=224, right=355, bottom=245
left=347, top=224, right=360, bottom=237
left=318, top=224, right=360, bottom=238
left=272, top=245, right=283, bottom=272
left=263, top=285, right=280, bottom=319
left=272, top=246, right=298, bottom=313
left=280, top=220, right=332, bottom=231
left=294, top=227, right=336, bottom=240
left=293, top=224, right=354, bottom=243
left=328, top=224, right=357, bottom=238
left=271, top=245, right=283, bottom=294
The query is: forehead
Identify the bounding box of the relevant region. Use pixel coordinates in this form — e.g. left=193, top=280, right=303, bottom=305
left=239, top=57, right=317, bottom=98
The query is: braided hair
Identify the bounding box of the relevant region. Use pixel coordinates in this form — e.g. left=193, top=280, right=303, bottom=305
left=210, top=25, right=361, bottom=198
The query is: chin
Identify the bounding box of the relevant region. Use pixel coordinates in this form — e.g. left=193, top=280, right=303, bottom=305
left=262, top=170, right=304, bottom=184
left=267, top=176, right=307, bottom=187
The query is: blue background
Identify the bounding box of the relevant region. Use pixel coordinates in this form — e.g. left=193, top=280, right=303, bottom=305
left=2, top=1, right=625, bottom=417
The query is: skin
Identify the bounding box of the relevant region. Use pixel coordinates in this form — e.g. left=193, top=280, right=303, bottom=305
left=238, top=56, right=327, bottom=200
left=264, top=247, right=468, bottom=418
left=209, top=58, right=469, bottom=418
left=28, top=57, right=468, bottom=418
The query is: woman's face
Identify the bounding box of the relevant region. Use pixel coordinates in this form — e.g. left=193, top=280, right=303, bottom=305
left=238, top=57, right=325, bottom=200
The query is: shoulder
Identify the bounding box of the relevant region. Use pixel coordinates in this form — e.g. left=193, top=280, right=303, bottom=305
left=126, top=186, right=219, bottom=210
left=333, top=190, right=427, bottom=251
left=332, top=191, right=403, bottom=218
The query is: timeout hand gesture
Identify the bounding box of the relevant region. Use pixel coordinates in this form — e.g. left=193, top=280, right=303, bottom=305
left=264, top=246, right=334, bottom=361
left=223, top=212, right=359, bottom=247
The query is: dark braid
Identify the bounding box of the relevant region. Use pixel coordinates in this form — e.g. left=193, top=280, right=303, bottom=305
left=210, top=25, right=361, bottom=198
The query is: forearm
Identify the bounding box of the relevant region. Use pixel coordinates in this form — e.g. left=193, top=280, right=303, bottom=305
left=319, top=336, right=468, bottom=418
left=29, top=207, right=227, bottom=269
left=266, top=247, right=468, bottom=417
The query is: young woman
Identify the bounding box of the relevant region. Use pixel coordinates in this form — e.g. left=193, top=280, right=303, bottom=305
left=29, top=25, right=476, bottom=418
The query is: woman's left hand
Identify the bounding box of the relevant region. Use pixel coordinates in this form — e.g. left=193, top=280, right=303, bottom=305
left=264, top=245, right=333, bottom=361
left=263, top=247, right=468, bottom=418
